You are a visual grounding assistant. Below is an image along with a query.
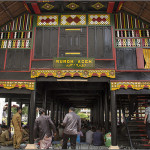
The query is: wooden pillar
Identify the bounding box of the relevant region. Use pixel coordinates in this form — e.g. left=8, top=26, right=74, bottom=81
left=28, top=104, right=30, bottom=125
left=111, top=91, right=117, bottom=146
left=19, top=101, right=22, bottom=120
left=7, top=98, right=11, bottom=127
left=59, top=104, right=62, bottom=123
left=119, top=100, right=121, bottom=124
left=105, top=90, right=109, bottom=133
left=50, top=100, right=54, bottom=121
left=29, top=90, right=36, bottom=144
left=90, top=107, right=93, bottom=123
left=19, top=101, right=22, bottom=109
left=42, top=90, right=47, bottom=112
left=100, top=94, right=104, bottom=127
left=61, top=105, right=64, bottom=121
left=55, top=103, right=59, bottom=127
left=98, top=98, right=100, bottom=126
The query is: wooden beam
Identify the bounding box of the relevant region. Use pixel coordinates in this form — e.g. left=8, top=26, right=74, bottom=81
left=0, top=2, right=13, bottom=20
left=107, top=2, right=115, bottom=13
left=137, top=2, right=147, bottom=18
left=23, top=1, right=31, bottom=13
left=0, top=2, right=18, bottom=15
left=122, top=6, right=150, bottom=23
left=116, top=1, right=124, bottom=12
left=31, top=3, right=41, bottom=14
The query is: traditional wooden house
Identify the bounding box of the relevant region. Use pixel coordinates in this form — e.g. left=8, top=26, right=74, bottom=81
left=0, top=1, right=150, bottom=149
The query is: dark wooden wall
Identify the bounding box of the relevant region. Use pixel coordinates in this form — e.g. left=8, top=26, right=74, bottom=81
left=34, top=27, right=58, bottom=59
left=0, top=49, right=5, bottom=71
left=88, top=26, right=112, bottom=59
left=5, top=49, right=30, bottom=71
left=116, top=48, right=137, bottom=70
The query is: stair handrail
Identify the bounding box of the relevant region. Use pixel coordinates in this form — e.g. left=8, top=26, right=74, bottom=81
left=122, top=109, right=134, bottom=149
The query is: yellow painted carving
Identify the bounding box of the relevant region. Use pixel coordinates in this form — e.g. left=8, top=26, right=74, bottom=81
left=12, top=40, right=16, bottom=48
left=111, top=81, right=150, bottom=91
left=88, top=14, right=110, bottom=25
left=0, top=81, right=35, bottom=90
left=61, top=15, right=86, bottom=26
left=21, top=40, right=25, bottom=48
left=31, top=70, right=115, bottom=79
left=37, top=15, right=58, bottom=26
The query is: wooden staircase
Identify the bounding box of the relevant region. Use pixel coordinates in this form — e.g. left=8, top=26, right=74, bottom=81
left=125, top=96, right=150, bottom=149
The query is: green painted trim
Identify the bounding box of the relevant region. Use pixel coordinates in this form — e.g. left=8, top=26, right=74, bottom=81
left=111, top=14, right=116, bottom=49
left=30, top=15, right=37, bottom=49
left=0, top=38, right=32, bottom=40
left=116, top=47, right=150, bottom=48
left=115, top=47, right=141, bottom=48
left=0, top=30, right=32, bottom=32
left=115, top=28, right=150, bottom=30
left=87, top=25, right=112, bottom=27
left=33, top=15, right=37, bottom=28
left=7, top=48, right=31, bottom=50
left=116, top=37, right=150, bottom=39
left=110, top=14, right=113, bottom=26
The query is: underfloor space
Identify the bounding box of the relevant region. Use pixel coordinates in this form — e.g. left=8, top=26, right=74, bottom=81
left=36, top=81, right=110, bottom=129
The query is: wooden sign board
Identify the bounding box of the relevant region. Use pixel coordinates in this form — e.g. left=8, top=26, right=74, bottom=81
left=53, top=57, right=95, bottom=69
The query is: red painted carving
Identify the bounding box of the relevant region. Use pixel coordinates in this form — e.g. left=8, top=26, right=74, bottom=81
left=92, top=17, right=106, bottom=22
left=41, top=18, right=55, bottom=23
left=66, top=17, right=81, bottom=23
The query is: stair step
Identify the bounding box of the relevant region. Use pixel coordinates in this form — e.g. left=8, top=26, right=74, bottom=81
left=138, top=102, right=148, bottom=104
left=128, top=125, right=145, bottom=127
left=131, top=117, right=145, bottom=118
left=128, top=120, right=144, bottom=123
left=141, top=144, right=150, bottom=146
left=129, top=129, right=146, bottom=132
left=132, top=139, right=148, bottom=141
left=135, top=144, right=150, bottom=149
left=130, top=134, right=147, bottom=137
left=134, top=113, right=145, bottom=114
left=137, top=98, right=149, bottom=100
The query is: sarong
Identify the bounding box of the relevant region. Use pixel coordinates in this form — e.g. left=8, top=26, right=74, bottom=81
left=40, top=135, right=52, bottom=149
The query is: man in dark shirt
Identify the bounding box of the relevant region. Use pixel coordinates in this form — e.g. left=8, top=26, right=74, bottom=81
left=62, top=107, right=81, bottom=149
left=93, top=128, right=104, bottom=146
left=34, top=108, right=56, bottom=149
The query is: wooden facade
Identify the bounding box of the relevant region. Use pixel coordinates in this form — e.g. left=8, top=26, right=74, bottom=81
left=0, top=1, right=150, bottom=148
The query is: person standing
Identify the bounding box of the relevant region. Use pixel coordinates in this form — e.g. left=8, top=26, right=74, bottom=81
left=62, top=107, right=81, bottom=149
left=12, top=107, right=22, bottom=149
left=144, top=102, right=150, bottom=144
left=34, top=108, right=56, bottom=149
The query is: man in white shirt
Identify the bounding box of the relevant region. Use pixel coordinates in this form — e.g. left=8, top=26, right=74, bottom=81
left=86, top=127, right=93, bottom=144
left=144, top=102, right=150, bottom=144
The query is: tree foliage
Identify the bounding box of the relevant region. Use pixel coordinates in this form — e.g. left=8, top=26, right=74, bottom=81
left=22, top=106, right=28, bottom=115
left=77, top=112, right=89, bottom=120
left=75, top=108, right=81, bottom=114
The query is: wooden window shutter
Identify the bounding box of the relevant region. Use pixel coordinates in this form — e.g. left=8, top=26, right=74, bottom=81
left=136, top=48, right=144, bottom=69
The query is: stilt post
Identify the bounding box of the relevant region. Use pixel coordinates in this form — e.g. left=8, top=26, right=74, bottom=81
left=111, top=91, right=117, bottom=146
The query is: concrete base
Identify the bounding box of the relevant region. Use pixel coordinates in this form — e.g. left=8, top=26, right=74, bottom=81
left=25, top=144, right=37, bottom=149
left=109, top=145, right=120, bottom=149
